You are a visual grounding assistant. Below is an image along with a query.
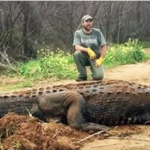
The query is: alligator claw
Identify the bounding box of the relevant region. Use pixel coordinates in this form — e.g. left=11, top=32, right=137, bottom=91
left=80, top=122, right=110, bottom=132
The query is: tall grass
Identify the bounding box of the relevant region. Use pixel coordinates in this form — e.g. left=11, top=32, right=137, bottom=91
left=18, top=48, right=76, bottom=80
left=17, top=39, right=149, bottom=80
left=105, top=39, right=149, bottom=68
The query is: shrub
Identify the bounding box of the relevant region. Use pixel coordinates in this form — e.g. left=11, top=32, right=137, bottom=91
left=17, top=39, right=150, bottom=80
left=18, top=49, right=76, bottom=79
left=105, top=39, right=149, bottom=68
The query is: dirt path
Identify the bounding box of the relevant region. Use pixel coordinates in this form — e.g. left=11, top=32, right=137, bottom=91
left=105, top=59, right=150, bottom=85
left=104, top=48, right=150, bottom=86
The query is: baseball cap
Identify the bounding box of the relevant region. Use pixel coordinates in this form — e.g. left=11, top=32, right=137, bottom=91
left=82, top=15, right=93, bottom=22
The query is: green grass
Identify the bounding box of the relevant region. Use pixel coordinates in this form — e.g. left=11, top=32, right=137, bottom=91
left=1, top=39, right=150, bottom=91
left=138, top=41, right=150, bottom=48
left=104, top=39, right=150, bottom=68
left=0, top=81, right=33, bottom=94
left=0, top=38, right=149, bottom=94
left=16, top=39, right=150, bottom=80
left=17, top=49, right=77, bottom=80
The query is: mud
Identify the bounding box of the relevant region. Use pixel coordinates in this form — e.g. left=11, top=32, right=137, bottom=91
left=0, top=113, right=90, bottom=150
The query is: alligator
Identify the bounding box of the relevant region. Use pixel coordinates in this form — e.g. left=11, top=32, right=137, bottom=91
left=0, top=79, right=150, bottom=132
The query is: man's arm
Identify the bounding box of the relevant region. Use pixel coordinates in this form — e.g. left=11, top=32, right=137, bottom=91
left=100, top=44, right=107, bottom=58
left=74, top=45, right=88, bottom=52
left=73, top=31, right=88, bottom=52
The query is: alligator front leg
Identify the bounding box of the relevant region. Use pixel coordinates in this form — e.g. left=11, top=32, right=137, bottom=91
left=79, top=123, right=110, bottom=132
left=32, top=108, right=47, bottom=122
left=33, top=91, right=110, bottom=132
left=67, top=94, right=110, bottom=132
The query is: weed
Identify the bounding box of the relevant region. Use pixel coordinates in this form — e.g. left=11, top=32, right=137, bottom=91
left=104, top=39, right=149, bottom=68
left=13, top=141, right=21, bottom=149
left=3, top=39, right=150, bottom=83
left=0, top=138, right=3, bottom=150
left=18, top=49, right=77, bottom=80
left=11, top=141, right=21, bottom=150
left=25, top=108, right=33, bottom=118
left=0, top=144, right=3, bottom=150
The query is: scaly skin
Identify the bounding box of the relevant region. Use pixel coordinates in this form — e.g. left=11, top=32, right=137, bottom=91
left=0, top=79, right=150, bottom=131
left=34, top=91, right=109, bottom=131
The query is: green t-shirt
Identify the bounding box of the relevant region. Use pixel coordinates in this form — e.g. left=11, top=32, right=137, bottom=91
left=73, top=28, right=106, bottom=56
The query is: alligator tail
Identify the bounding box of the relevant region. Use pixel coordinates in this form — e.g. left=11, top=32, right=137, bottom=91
left=0, top=93, right=38, bottom=118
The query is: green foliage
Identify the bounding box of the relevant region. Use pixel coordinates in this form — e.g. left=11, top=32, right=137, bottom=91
left=105, top=39, right=149, bottom=68
left=138, top=41, right=150, bottom=48
left=18, top=48, right=77, bottom=80
left=16, top=39, right=150, bottom=81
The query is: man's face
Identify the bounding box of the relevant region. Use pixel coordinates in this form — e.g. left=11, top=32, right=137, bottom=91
left=82, top=19, right=93, bottom=31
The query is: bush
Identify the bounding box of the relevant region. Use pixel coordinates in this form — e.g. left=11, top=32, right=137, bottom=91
left=105, top=39, right=149, bottom=68
left=18, top=48, right=77, bottom=79
left=17, top=39, right=150, bottom=80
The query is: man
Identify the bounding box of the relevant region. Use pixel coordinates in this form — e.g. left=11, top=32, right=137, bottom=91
left=73, top=15, right=107, bottom=82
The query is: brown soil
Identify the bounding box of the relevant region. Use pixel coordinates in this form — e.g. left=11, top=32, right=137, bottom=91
left=0, top=49, right=150, bottom=150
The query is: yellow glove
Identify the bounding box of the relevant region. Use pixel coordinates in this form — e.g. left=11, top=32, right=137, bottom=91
left=94, top=57, right=104, bottom=67
left=87, top=47, right=96, bottom=60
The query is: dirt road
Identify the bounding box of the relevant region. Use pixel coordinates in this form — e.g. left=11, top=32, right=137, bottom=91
left=105, top=60, right=150, bottom=86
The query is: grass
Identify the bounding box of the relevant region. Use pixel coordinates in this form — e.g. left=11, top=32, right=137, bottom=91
left=17, top=48, right=77, bottom=80
left=0, top=39, right=150, bottom=93
left=104, top=39, right=150, bottom=68
left=139, top=41, right=150, bottom=48
left=17, top=39, right=150, bottom=79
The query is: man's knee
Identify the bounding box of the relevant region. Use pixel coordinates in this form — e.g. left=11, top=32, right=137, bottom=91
left=93, top=73, right=104, bottom=80
left=73, top=51, right=83, bottom=58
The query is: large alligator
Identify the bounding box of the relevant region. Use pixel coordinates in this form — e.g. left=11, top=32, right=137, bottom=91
left=0, top=80, right=150, bottom=131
